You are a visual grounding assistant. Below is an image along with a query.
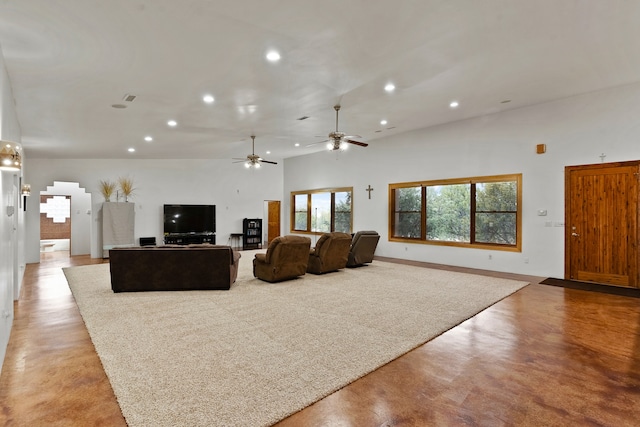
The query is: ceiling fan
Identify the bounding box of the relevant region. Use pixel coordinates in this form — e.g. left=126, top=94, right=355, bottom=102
left=232, top=135, right=277, bottom=168
left=309, top=105, right=369, bottom=151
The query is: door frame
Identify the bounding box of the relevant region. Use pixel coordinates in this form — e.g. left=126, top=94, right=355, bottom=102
left=264, top=200, right=281, bottom=245
left=564, top=160, right=640, bottom=287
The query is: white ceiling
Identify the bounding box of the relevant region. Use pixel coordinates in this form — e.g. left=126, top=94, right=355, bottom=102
left=1, top=0, right=640, bottom=161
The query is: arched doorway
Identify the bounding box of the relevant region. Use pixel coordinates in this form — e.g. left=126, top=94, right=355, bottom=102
left=40, top=181, right=92, bottom=257
left=39, top=195, right=71, bottom=254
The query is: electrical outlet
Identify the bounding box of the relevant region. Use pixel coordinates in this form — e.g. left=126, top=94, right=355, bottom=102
left=524, top=257, right=529, bottom=264
left=488, top=254, right=492, bottom=260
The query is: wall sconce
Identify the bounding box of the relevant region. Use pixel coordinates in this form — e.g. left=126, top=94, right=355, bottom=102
left=21, top=184, right=31, bottom=196
left=0, top=140, right=22, bottom=171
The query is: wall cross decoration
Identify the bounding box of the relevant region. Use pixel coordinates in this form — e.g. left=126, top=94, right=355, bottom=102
left=366, top=185, right=374, bottom=199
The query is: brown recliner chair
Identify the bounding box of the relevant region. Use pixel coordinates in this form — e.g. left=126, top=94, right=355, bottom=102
left=307, top=232, right=352, bottom=274
left=253, top=235, right=312, bottom=282
left=346, top=230, right=380, bottom=267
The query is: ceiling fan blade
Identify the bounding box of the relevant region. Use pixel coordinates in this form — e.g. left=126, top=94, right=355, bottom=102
left=345, top=139, right=368, bottom=147
left=305, top=139, right=329, bottom=147
left=260, top=159, right=278, bottom=165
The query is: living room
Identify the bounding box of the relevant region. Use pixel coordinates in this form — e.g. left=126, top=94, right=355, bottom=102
left=22, top=81, right=640, bottom=277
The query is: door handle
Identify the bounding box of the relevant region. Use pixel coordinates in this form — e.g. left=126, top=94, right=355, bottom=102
left=571, top=232, right=579, bottom=237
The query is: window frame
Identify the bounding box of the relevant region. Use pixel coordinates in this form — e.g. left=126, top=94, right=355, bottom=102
left=290, top=187, right=353, bottom=235
left=388, top=174, right=522, bottom=251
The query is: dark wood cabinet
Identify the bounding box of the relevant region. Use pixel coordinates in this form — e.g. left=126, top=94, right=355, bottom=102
left=164, top=233, right=215, bottom=245
left=243, top=218, right=262, bottom=250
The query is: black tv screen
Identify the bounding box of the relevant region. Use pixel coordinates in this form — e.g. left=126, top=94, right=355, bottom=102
left=163, top=204, right=216, bottom=234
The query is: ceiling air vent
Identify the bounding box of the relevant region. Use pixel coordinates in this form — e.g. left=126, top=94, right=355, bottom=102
left=123, top=94, right=137, bottom=102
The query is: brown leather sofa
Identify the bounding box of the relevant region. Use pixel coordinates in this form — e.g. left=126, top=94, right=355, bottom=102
left=109, top=245, right=241, bottom=292
left=346, top=230, right=380, bottom=267
left=253, top=235, right=311, bottom=282
left=307, top=232, right=352, bottom=274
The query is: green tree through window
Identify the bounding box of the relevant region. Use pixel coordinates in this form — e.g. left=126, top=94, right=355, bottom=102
left=475, top=181, right=517, bottom=245
left=294, top=194, right=308, bottom=231
left=334, top=191, right=352, bottom=233
left=291, top=187, right=353, bottom=234
left=393, top=186, right=421, bottom=238
left=389, top=174, right=521, bottom=251
left=427, top=184, right=470, bottom=242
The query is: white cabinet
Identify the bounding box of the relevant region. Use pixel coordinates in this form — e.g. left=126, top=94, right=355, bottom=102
left=102, top=202, right=135, bottom=257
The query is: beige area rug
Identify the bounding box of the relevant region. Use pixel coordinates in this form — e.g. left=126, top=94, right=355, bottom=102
left=64, top=253, right=528, bottom=427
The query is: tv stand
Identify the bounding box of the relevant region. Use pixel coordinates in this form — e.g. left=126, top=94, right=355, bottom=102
left=164, top=233, right=216, bottom=245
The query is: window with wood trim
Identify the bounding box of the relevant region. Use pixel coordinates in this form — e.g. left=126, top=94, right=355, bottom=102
left=389, top=174, right=522, bottom=251
left=291, top=187, right=353, bottom=234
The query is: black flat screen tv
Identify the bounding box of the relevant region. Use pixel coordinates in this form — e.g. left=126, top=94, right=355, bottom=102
left=163, top=204, right=216, bottom=235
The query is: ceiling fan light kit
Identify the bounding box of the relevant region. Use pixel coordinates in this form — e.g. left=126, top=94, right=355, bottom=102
left=235, top=105, right=368, bottom=163
left=322, top=105, right=369, bottom=151
left=233, top=135, right=277, bottom=169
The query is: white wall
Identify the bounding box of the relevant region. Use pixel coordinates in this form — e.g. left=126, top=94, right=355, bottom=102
left=0, top=47, right=24, bottom=373
left=24, top=159, right=284, bottom=263
left=284, top=82, right=640, bottom=278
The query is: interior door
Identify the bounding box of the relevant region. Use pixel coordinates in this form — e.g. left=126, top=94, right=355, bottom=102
left=565, top=161, right=639, bottom=288
left=267, top=200, right=281, bottom=244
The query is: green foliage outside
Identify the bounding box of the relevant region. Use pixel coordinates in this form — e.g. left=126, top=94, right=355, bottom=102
left=334, top=191, right=352, bottom=233
left=311, top=211, right=331, bottom=232
left=296, top=191, right=352, bottom=233
left=394, top=187, right=421, bottom=238
left=311, top=192, right=331, bottom=232
left=294, top=194, right=308, bottom=230
left=475, top=181, right=517, bottom=244
left=394, top=180, right=517, bottom=245
left=427, top=184, right=470, bottom=242
left=294, top=212, right=307, bottom=230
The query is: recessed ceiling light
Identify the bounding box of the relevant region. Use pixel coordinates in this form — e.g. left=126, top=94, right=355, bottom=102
left=384, top=83, right=395, bottom=92
left=144, top=136, right=153, bottom=142
left=128, top=148, right=135, bottom=153
left=167, top=120, right=177, bottom=127
left=449, top=101, right=459, bottom=108
left=266, top=50, right=281, bottom=62
left=266, top=151, right=271, bottom=154
left=380, top=119, right=388, bottom=126
left=203, top=94, right=214, bottom=104
left=295, top=143, right=300, bottom=147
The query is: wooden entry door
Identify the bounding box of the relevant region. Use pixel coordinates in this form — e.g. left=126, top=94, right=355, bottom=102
left=266, top=200, right=281, bottom=244
left=565, top=161, right=640, bottom=288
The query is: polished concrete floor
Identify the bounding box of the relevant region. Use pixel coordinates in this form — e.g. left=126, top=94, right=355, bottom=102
left=1, top=252, right=639, bottom=426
